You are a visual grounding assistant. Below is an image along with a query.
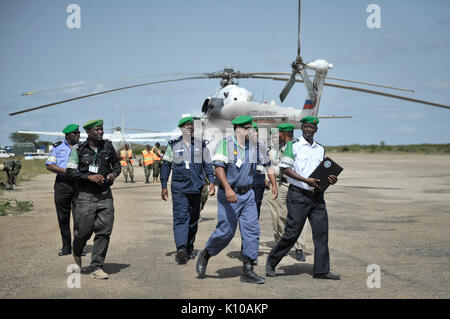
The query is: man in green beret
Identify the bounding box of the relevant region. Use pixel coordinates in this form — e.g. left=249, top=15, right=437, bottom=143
left=266, top=116, right=340, bottom=280
left=196, top=115, right=278, bottom=284
left=66, top=119, right=121, bottom=280
left=161, top=116, right=215, bottom=264
left=267, top=123, right=310, bottom=263
left=46, top=123, right=87, bottom=256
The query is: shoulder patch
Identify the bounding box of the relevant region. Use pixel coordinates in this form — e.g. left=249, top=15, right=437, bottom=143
left=168, top=136, right=182, bottom=145
left=52, top=141, right=63, bottom=147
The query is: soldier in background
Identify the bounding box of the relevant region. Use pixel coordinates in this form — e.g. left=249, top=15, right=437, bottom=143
left=120, top=143, right=134, bottom=183
left=142, top=144, right=154, bottom=184
left=151, top=143, right=162, bottom=182
left=1, top=158, right=22, bottom=190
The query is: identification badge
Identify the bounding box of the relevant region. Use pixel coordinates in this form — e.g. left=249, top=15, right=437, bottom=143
left=89, top=164, right=99, bottom=173
left=236, top=159, right=243, bottom=168
left=185, top=162, right=190, bottom=169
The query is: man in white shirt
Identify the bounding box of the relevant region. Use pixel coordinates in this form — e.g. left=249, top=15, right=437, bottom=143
left=266, top=116, right=340, bottom=280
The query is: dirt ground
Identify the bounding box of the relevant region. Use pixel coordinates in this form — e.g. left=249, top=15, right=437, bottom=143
left=0, top=153, right=449, bottom=299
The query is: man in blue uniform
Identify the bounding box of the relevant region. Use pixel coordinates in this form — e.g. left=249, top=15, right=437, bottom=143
left=266, top=116, right=340, bottom=280
left=196, top=115, right=278, bottom=284
left=160, top=116, right=215, bottom=264
left=250, top=122, right=269, bottom=218
left=46, top=124, right=86, bottom=257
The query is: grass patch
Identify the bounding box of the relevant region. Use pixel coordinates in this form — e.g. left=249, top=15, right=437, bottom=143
left=324, top=144, right=450, bottom=154
left=0, top=198, right=34, bottom=216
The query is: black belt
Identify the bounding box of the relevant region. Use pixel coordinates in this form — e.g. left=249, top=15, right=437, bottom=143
left=289, top=184, right=317, bottom=196
left=219, top=184, right=253, bottom=195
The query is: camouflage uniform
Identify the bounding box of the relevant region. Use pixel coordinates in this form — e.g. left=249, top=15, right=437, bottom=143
left=3, top=159, right=22, bottom=190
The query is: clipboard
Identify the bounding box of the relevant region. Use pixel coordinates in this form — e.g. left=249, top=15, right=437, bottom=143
left=308, top=157, right=343, bottom=191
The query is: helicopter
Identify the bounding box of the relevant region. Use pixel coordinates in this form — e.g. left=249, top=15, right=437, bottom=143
left=9, top=0, right=449, bottom=146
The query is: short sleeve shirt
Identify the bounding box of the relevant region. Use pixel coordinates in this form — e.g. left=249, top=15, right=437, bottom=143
left=213, top=135, right=270, bottom=188
left=46, top=139, right=73, bottom=174
left=280, top=136, right=325, bottom=190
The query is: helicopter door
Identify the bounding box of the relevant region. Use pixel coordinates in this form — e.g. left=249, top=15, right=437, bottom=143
left=202, top=97, right=224, bottom=113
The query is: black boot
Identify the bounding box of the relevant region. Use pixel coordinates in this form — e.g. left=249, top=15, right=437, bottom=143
left=241, top=261, right=265, bottom=284
left=196, top=249, right=210, bottom=277
left=145, top=177, right=149, bottom=184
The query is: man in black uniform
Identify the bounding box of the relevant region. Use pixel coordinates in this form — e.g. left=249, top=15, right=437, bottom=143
left=66, top=119, right=121, bottom=280
left=46, top=123, right=86, bottom=256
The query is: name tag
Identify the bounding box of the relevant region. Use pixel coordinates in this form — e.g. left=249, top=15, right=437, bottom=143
left=89, top=164, right=99, bottom=173
left=236, top=159, right=243, bottom=168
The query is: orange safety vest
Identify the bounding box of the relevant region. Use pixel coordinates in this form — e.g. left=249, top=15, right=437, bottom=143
left=120, top=149, right=133, bottom=167
left=142, top=149, right=154, bottom=166
left=151, top=147, right=161, bottom=161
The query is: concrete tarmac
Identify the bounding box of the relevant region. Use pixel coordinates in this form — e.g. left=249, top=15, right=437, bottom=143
left=0, top=153, right=449, bottom=299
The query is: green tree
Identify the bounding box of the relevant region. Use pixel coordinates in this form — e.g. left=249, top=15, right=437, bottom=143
left=9, top=132, right=39, bottom=144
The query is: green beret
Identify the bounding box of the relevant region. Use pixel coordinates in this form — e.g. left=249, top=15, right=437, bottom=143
left=252, top=122, right=258, bottom=131
left=277, top=123, right=295, bottom=132
left=231, top=115, right=253, bottom=126
left=62, top=124, right=79, bottom=134
left=300, top=116, right=319, bottom=125
left=178, top=116, right=193, bottom=127
left=83, top=119, right=104, bottom=131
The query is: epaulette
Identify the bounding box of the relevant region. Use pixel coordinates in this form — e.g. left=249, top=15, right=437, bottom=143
left=194, top=137, right=209, bottom=145
left=52, top=141, right=63, bottom=147
left=292, top=138, right=299, bottom=144
left=168, top=136, right=182, bottom=145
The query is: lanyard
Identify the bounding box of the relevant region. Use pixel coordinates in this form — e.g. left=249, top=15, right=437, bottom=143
left=89, top=146, right=99, bottom=165
left=232, top=136, right=245, bottom=161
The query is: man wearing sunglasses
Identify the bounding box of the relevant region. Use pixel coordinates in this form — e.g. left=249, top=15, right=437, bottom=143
left=196, top=115, right=278, bottom=284
left=46, top=124, right=86, bottom=257
left=161, top=116, right=215, bottom=264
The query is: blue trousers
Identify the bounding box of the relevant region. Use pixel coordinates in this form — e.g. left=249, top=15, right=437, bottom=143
left=171, top=190, right=201, bottom=253
left=253, top=185, right=265, bottom=219
left=205, top=189, right=260, bottom=261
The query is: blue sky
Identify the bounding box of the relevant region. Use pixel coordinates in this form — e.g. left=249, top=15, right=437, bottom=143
left=1, top=0, right=449, bottom=147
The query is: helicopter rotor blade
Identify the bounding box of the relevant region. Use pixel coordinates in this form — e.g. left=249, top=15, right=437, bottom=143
left=10, top=75, right=208, bottom=116
left=279, top=72, right=297, bottom=103
left=251, top=75, right=450, bottom=109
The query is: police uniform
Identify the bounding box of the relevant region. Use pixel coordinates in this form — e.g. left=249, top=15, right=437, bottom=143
left=160, top=117, right=214, bottom=263
left=66, top=119, right=121, bottom=274
left=267, top=123, right=309, bottom=260
left=266, top=117, right=339, bottom=279
left=46, top=126, right=80, bottom=255
left=197, top=116, right=271, bottom=284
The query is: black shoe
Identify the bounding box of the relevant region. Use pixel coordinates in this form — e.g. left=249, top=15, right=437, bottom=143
left=187, top=251, right=196, bottom=259
left=130, top=180, right=135, bottom=183
left=241, top=262, right=265, bottom=284
left=58, top=249, right=71, bottom=256
left=175, top=250, right=187, bottom=264
left=294, top=249, right=306, bottom=262
left=313, top=272, right=341, bottom=280
left=265, top=257, right=276, bottom=277
left=196, top=249, right=210, bottom=276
